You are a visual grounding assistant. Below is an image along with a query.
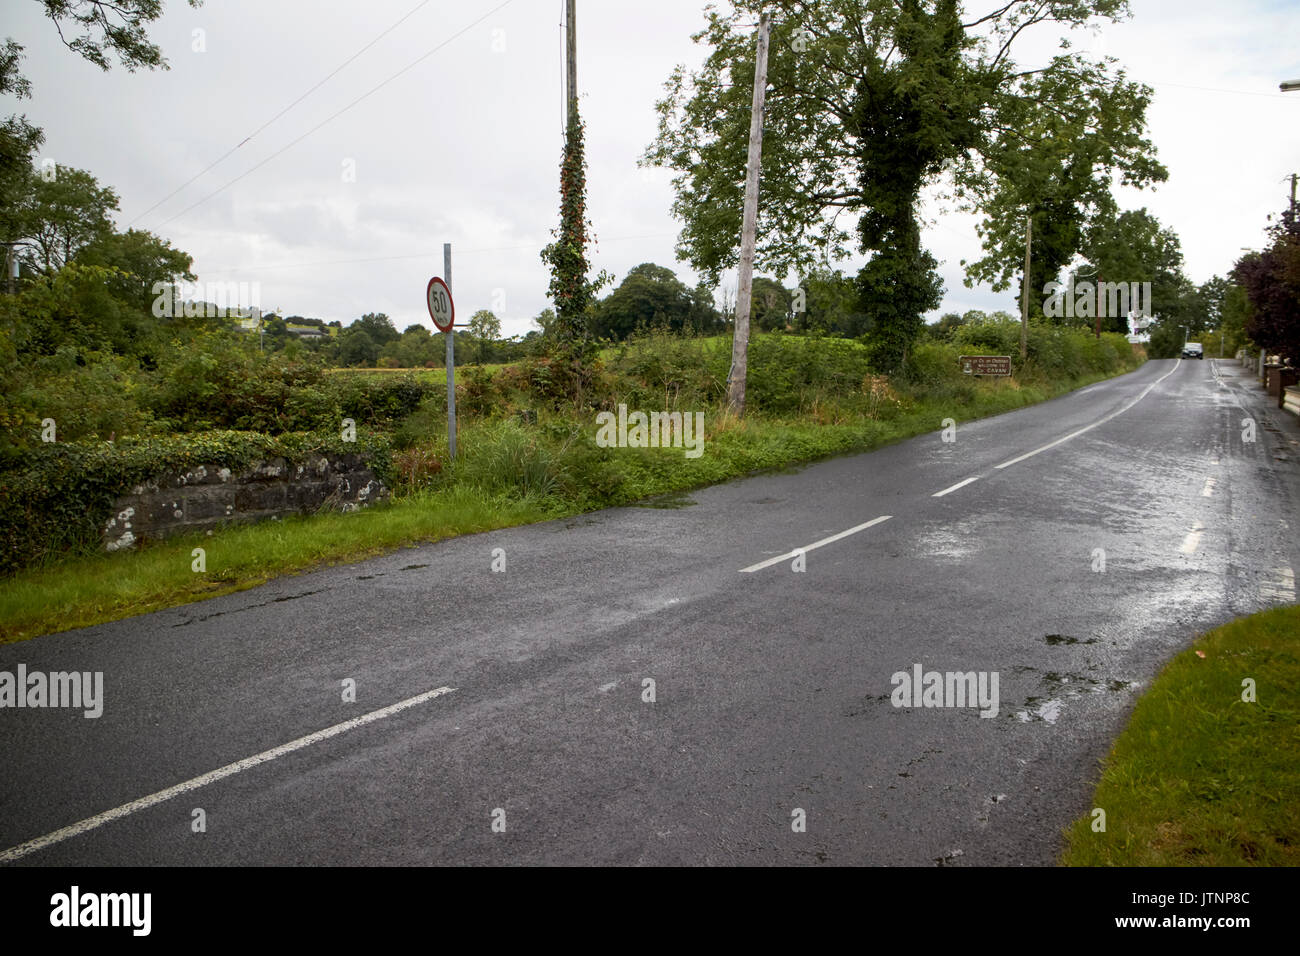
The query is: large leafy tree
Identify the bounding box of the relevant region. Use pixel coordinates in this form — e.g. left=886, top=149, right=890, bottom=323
left=1235, top=209, right=1300, bottom=363
left=351, top=312, right=399, bottom=347
left=958, top=53, right=1166, bottom=303
left=645, top=0, right=1160, bottom=370
left=20, top=164, right=120, bottom=273
left=1076, top=208, right=1186, bottom=335
left=591, top=262, right=721, bottom=340
left=77, top=226, right=194, bottom=310
left=466, top=309, right=501, bottom=364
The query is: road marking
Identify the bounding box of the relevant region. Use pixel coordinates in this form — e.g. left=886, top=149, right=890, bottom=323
left=0, top=685, right=456, bottom=863
left=933, top=476, right=981, bottom=498
left=1202, top=477, right=1217, bottom=498
left=1261, top=567, right=1296, bottom=603
left=739, top=515, right=892, bottom=573
left=994, top=360, right=1182, bottom=470
left=1181, top=521, right=1204, bottom=555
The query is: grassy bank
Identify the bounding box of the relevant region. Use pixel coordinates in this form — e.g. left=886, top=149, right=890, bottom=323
left=1061, top=604, right=1300, bottom=866
left=1, top=358, right=1138, bottom=644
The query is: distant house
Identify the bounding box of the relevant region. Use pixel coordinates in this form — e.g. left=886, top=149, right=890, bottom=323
left=286, top=324, right=329, bottom=339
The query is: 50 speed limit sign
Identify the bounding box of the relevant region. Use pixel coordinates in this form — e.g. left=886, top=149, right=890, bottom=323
left=426, top=276, right=454, bottom=332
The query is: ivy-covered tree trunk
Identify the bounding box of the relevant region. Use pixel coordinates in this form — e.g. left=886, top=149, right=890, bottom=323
left=540, top=110, right=608, bottom=404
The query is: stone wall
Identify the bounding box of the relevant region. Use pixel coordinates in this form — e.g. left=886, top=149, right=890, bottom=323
left=102, top=452, right=389, bottom=552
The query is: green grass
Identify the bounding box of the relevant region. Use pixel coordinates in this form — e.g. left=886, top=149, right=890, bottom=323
left=324, top=364, right=505, bottom=385
left=1061, top=604, right=1300, bottom=866
left=0, top=487, right=551, bottom=644
left=1, top=362, right=1137, bottom=645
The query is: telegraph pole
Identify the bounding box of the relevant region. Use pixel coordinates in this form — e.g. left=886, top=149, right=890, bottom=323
left=728, top=11, right=771, bottom=417
left=1020, top=214, right=1032, bottom=361
left=566, top=0, right=577, bottom=130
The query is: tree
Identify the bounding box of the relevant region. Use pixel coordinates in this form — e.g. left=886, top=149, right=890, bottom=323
left=337, top=328, right=379, bottom=367
left=645, top=0, right=1158, bottom=370
left=794, top=268, right=861, bottom=335
left=1235, top=209, right=1300, bottom=363
left=350, top=312, right=399, bottom=347
left=590, top=262, right=715, bottom=339
left=540, top=110, right=610, bottom=383
left=958, top=56, right=1166, bottom=304
left=749, top=276, right=790, bottom=331
left=466, top=309, right=501, bottom=364
left=18, top=164, right=119, bottom=273
left=1066, top=208, right=1187, bottom=335
left=0, top=41, right=44, bottom=280
left=77, top=227, right=194, bottom=310
left=2, top=1, right=201, bottom=230
left=532, top=307, right=556, bottom=337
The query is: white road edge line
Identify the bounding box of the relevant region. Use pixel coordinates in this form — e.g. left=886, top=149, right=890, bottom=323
left=740, top=515, right=892, bottom=573
left=994, top=360, right=1182, bottom=470
left=933, top=476, right=980, bottom=498
left=0, top=685, right=456, bottom=863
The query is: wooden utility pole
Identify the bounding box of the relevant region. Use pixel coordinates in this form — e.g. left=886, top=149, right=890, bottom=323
left=1020, top=214, right=1031, bottom=361
left=728, top=12, right=771, bottom=417
left=1095, top=270, right=1102, bottom=339
left=566, top=0, right=578, bottom=131
left=1291, top=172, right=1297, bottom=219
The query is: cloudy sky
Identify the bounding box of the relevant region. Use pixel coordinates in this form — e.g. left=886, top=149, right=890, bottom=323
left=5, top=0, right=1299, bottom=336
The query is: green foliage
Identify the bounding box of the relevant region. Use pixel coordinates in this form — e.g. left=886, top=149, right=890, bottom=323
left=591, top=263, right=722, bottom=340
left=19, top=164, right=120, bottom=274
left=541, top=112, right=610, bottom=352
left=0, top=428, right=391, bottom=576
left=450, top=419, right=561, bottom=500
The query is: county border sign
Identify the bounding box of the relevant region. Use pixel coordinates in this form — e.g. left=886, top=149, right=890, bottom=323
left=960, top=355, right=1012, bottom=376
left=426, top=276, right=454, bottom=333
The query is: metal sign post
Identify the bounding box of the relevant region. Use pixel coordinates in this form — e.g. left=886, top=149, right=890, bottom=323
left=427, top=243, right=456, bottom=457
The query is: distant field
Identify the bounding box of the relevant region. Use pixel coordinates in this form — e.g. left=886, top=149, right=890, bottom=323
left=325, top=365, right=506, bottom=384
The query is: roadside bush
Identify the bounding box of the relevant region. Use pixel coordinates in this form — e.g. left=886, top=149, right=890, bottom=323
left=450, top=419, right=562, bottom=499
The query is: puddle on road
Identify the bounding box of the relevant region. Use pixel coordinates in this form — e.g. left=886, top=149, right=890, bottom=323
left=1044, top=634, right=1098, bottom=645
left=1013, top=667, right=1142, bottom=723
left=633, top=492, right=698, bottom=509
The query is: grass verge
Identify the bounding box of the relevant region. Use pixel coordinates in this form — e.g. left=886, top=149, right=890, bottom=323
left=2, top=364, right=1135, bottom=645
left=1061, top=604, right=1300, bottom=866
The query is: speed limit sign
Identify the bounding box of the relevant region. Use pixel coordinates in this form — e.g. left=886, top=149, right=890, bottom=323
left=426, top=276, right=454, bottom=332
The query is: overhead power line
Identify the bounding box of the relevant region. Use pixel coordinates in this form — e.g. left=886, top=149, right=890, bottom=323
left=152, top=0, right=519, bottom=230
left=199, top=233, right=679, bottom=276
left=128, top=0, right=435, bottom=227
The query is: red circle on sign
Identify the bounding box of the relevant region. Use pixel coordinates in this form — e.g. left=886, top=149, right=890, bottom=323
left=426, top=276, right=454, bottom=332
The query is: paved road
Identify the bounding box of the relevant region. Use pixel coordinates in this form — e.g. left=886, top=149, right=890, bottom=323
left=3, top=358, right=1298, bottom=866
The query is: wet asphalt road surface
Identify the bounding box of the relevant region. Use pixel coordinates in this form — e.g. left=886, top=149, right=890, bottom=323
left=3, top=357, right=1299, bottom=866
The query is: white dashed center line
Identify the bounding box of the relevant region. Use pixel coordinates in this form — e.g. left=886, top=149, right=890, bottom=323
left=1181, top=521, right=1205, bottom=555
left=933, top=476, right=981, bottom=498
left=995, top=361, right=1181, bottom=470
left=0, top=685, right=457, bottom=863
left=740, top=515, right=892, bottom=573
